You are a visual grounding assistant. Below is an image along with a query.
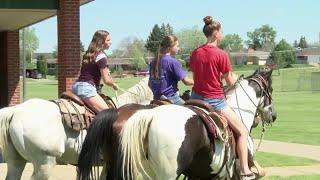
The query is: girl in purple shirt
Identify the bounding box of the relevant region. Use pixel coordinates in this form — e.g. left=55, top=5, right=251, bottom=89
left=149, top=35, right=194, bottom=105
left=72, top=30, right=119, bottom=112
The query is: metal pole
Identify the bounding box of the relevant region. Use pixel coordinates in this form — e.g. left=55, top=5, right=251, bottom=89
left=22, top=29, right=26, bottom=101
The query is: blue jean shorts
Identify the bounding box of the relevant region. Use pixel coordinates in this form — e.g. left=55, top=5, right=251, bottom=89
left=191, top=92, right=227, bottom=111
left=72, top=81, right=97, bottom=99
left=160, top=92, right=185, bottom=105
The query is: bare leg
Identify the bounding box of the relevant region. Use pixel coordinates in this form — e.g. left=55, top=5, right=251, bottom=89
left=83, top=94, right=109, bottom=112
left=220, top=106, right=251, bottom=175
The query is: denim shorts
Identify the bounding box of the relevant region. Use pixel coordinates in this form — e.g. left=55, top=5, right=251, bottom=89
left=160, top=92, right=185, bottom=105
left=72, top=81, right=97, bottom=99
left=191, top=92, right=227, bottom=111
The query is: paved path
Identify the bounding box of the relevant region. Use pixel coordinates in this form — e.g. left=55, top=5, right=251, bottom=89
left=264, top=164, right=320, bottom=177
left=254, top=139, right=320, bottom=161
left=1, top=140, right=320, bottom=179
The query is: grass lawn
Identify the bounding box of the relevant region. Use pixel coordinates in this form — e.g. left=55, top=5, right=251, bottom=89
left=25, top=67, right=320, bottom=145
left=251, top=91, right=320, bottom=145
left=266, top=175, right=320, bottom=180
left=255, top=152, right=320, bottom=167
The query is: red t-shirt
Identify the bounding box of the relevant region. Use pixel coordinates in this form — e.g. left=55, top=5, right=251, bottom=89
left=189, top=44, right=232, bottom=99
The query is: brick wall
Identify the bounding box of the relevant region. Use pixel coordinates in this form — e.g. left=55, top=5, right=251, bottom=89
left=0, top=31, right=20, bottom=107
left=7, top=31, right=20, bottom=106
left=57, top=0, right=81, bottom=95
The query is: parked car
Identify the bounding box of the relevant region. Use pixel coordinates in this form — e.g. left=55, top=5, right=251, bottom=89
left=134, top=70, right=149, bottom=77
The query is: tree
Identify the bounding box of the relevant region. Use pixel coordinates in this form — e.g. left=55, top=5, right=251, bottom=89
left=145, top=23, right=174, bottom=55
left=219, top=34, right=243, bottom=52
left=270, top=39, right=296, bottom=68
left=131, top=45, right=146, bottom=70
left=37, top=55, right=47, bottom=78
left=293, top=40, right=299, bottom=48
left=175, top=26, right=206, bottom=57
left=110, top=37, right=146, bottom=58
left=80, top=41, right=85, bottom=55
left=298, top=36, right=308, bottom=48
left=246, top=25, right=276, bottom=51
left=20, top=27, right=39, bottom=62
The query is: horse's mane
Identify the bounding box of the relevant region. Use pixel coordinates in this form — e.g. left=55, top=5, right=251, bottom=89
left=113, top=77, right=153, bottom=107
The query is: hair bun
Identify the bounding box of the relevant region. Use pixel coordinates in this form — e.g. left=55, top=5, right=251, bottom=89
left=203, top=16, right=213, bottom=25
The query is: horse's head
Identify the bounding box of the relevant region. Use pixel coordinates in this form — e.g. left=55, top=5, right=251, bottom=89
left=247, top=65, right=277, bottom=124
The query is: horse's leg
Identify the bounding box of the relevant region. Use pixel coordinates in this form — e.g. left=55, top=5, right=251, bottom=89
left=3, top=141, right=27, bottom=180
left=30, top=156, right=56, bottom=180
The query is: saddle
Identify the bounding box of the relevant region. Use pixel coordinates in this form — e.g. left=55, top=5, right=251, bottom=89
left=186, top=99, right=236, bottom=152
left=51, top=91, right=115, bottom=131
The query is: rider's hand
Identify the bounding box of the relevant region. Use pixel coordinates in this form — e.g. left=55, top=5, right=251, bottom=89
left=112, top=83, right=119, bottom=91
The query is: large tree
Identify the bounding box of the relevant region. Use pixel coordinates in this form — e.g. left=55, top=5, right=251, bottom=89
left=145, top=23, right=174, bottom=55
left=270, top=39, right=296, bottom=68
left=20, top=27, right=39, bottom=62
left=298, top=36, right=308, bottom=48
left=175, top=26, right=206, bottom=57
left=131, top=45, right=146, bottom=70
left=246, top=25, right=276, bottom=51
left=110, top=37, right=146, bottom=58
left=219, top=34, right=243, bottom=52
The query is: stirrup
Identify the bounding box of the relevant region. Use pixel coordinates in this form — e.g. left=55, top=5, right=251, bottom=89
left=250, top=160, right=266, bottom=177
left=240, top=172, right=256, bottom=180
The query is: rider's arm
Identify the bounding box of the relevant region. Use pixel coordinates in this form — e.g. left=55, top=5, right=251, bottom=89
left=181, top=76, right=194, bottom=86
left=100, top=68, right=118, bottom=90
left=222, top=71, right=238, bottom=87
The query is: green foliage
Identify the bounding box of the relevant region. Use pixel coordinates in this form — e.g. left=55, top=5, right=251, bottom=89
left=219, top=34, right=243, bottom=51
left=298, top=36, right=308, bottom=48
left=37, top=55, right=47, bottom=76
left=20, top=27, right=39, bottom=62
left=246, top=24, right=276, bottom=50
left=270, top=39, right=296, bottom=68
left=131, top=45, right=146, bottom=70
left=293, top=40, right=299, bottom=47
left=175, top=26, right=206, bottom=56
left=145, top=23, right=174, bottom=55
left=111, top=37, right=146, bottom=58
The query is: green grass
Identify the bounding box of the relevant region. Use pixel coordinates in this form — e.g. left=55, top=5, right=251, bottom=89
left=265, top=175, right=320, bottom=180
left=25, top=67, right=320, bottom=145
left=251, top=91, right=320, bottom=145
left=255, top=152, right=320, bottom=167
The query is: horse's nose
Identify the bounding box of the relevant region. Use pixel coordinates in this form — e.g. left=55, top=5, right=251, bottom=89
left=271, top=104, right=277, bottom=121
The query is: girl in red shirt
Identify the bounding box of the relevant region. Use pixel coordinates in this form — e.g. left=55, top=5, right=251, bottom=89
left=190, top=16, right=255, bottom=179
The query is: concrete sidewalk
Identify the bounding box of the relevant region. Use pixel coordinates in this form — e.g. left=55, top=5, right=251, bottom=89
left=254, top=139, right=320, bottom=161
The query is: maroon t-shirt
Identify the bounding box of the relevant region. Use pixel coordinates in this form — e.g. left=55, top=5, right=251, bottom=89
left=78, top=53, right=108, bottom=86
left=189, top=44, right=232, bottom=99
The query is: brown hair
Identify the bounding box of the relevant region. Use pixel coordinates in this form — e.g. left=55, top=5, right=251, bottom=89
left=202, top=16, right=221, bottom=37
left=152, top=35, right=178, bottom=78
left=82, top=30, right=110, bottom=64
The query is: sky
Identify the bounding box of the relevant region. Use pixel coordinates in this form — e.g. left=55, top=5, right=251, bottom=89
left=33, top=0, right=320, bottom=53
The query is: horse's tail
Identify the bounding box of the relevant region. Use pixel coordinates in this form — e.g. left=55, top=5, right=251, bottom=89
left=77, top=108, right=118, bottom=180
left=119, top=109, right=154, bottom=179
left=0, top=106, right=15, bottom=156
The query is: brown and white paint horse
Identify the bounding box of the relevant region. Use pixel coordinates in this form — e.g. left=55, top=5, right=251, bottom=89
left=77, top=67, right=277, bottom=180
left=0, top=77, right=153, bottom=180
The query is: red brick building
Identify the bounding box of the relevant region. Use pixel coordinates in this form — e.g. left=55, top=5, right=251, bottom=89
left=0, top=0, right=93, bottom=108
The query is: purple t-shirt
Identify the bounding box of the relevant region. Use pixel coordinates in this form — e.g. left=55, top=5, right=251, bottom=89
left=78, top=53, right=108, bottom=86
left=149, top=55, right=186, bottom=100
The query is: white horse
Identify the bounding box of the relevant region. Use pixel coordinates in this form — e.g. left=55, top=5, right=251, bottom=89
left=0, top=77, right=153, bottom=180
left=77, top=67, right=277, bottom=179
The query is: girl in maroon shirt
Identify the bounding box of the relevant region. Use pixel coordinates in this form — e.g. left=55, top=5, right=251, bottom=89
left=72, top=30, right=118, bottom=112
left=190, top=16, right=255, bottom=179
